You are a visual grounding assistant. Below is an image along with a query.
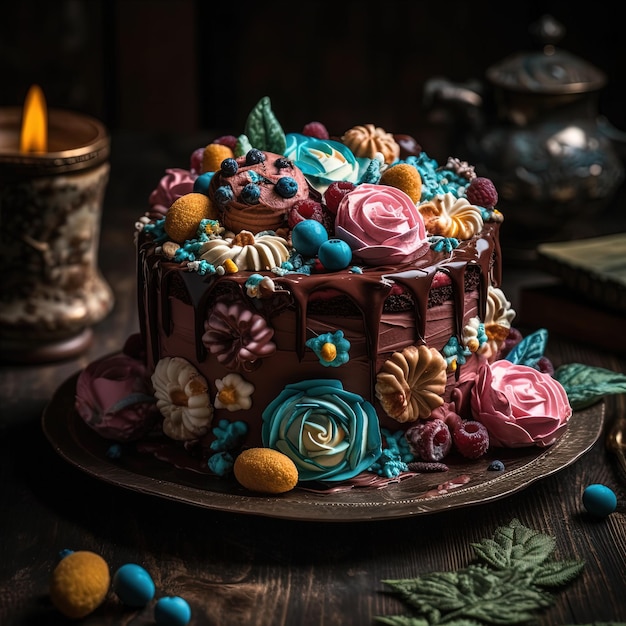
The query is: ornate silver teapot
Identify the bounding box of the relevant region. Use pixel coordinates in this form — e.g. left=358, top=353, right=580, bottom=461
left=424, top=15, right=625, bottom=260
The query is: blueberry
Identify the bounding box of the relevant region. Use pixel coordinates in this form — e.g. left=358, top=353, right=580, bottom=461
left=214, top=185, right=234, bottom=205
left=240, top=183, right=261, bottom=204
left=274, top=157, right=292, bottom=169
left=246, top=149, right=266, bottom=165
left=275, top=176, right=298, bottom=198
left=221, top=158, right=238, bottom=177
left=488, top=460, right=505, bottom=471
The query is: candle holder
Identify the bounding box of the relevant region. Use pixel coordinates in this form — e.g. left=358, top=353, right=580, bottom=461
left=0, top=107, right=114, bottom=362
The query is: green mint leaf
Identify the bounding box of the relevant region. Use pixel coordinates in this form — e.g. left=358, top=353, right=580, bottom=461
left=377, top=519, right=586, bottom=625
left=471, top=519, right=556, bottom=571
left=374, top=617, right=430, bottom=625
left=555, top=363, right=626, bottom=410
left=235, top=134, right=252, bottom=157
left=505, top=328, right=548, bottom=368
left=244, top=96, right=287, bottom=154
left=531, top=559, right=586, bottom=587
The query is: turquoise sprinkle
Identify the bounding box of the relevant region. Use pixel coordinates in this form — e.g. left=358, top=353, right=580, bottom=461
left=429, top=236, right=460, bottom=253
left=443, top=336, right=471, bottom=367
left=210, top=419, right=248, bottom=452
left=207, top=451, right=234, bottom=476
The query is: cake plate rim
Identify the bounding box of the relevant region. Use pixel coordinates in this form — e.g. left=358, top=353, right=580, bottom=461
left=42, top=371, right=605, bottom=523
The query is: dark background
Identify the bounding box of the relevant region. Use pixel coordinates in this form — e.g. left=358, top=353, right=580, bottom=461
left=2, top=0, right=625, bottom=150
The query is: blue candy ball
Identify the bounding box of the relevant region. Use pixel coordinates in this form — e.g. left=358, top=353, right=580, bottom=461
left=318, top=238, right=352, bottom=271
left=582, top=484, right=617, bottom=517
left=155, top=596, right=192, bottom=626
left=291, top=220, right=328, bottom=257
left=193, top=172, right=213, bottom=195
left=112, top=563, right=155, bottom=607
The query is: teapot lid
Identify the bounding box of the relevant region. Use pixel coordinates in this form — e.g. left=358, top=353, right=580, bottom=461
left=486, top=15, right=606, bottom=95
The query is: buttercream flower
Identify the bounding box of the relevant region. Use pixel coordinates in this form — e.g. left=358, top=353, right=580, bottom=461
left=202, top=300, right=276, bottom=371
left=471, top=360, right=572, bottom=448
left=214, top=373, right=255, bottom=411
left=262, top=380, right=382, bottom=482
left=148, top=168, right=195, bottom=219
left=151, top=357, right=214, bottom=440
left=75, top=353, right=159, bottom=441
left=284, top=133, right=361, bottom=194
left=335, top=183, right=429, bottom=266
left=306, top=330, right=350, bottom=367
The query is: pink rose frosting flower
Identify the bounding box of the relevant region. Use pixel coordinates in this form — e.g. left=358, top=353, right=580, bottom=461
left=334, top=183, right=429, bottom=266
left=471, top=360, right=572, bottom=448
left=75, top=353, right=159, bottom=441
left=148, top=168, right=195, bottom=218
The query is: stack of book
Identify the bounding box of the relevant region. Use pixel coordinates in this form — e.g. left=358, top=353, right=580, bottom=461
left=518, top=233, right=626, bottom=353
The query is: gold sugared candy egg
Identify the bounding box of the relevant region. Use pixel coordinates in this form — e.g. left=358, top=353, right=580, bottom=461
left=233, top=448, right=299, bottom=494
left=203, top=143, right=234, bottom=173
left=164, top=192, right=213, bottom=243
left=49, top=550, right=110, bottom=619
left=379, top=163, right=423, bottom=203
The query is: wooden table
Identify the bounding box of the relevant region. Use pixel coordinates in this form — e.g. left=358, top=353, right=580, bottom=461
left=1, top=132, right=625, bottom=625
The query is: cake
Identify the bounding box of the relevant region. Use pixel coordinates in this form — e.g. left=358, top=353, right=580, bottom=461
left=74, top=97, right=573, bottom=494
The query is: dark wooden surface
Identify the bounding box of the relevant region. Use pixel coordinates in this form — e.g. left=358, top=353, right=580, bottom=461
left=1, top=132, right=625, bottom=625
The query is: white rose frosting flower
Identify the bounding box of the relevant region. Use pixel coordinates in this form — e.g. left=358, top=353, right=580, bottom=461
left=151, top=356, right=213, bottom=440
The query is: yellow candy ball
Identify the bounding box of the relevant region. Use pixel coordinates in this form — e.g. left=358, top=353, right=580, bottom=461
left=320, top=342, right=337, bottom=362
left=379, top=163, right=423, bottom=204
left=234, top=448, right=299, bottom=494
left=202, top=143, right=234, bottom=173
left=165, top=192, right=214, bottom=244
left=49, top=551, right=110, bottom=619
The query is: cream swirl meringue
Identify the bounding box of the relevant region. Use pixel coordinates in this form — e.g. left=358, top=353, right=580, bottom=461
left=418, top=192, right=484, bottom=239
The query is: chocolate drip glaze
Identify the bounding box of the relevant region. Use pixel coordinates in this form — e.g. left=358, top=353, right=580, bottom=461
left=137, top=223, right=502, bottom=383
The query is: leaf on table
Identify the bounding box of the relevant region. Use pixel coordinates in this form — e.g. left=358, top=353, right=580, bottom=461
left=376, top=519, right=584, bottom=625
left=555, top=363, right=626, bottom=410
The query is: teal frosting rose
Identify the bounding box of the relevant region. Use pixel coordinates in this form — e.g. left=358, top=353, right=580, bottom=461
left=284, top=133, right=363, bottom=194
left=261, top=379, right=382, bottom=482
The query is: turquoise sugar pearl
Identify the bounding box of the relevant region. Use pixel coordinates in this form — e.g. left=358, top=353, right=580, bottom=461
left=291, top=220, right=328, bottom=257
left=112, top=563, right=155, bottom=606
left=155, top=596, right=192, bottom=626
left=318, top=239, right=352, bottom=271
left=582, top=484, right=617, bottom=517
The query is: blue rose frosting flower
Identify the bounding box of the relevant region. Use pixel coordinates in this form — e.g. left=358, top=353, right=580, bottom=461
left=283, top=133, right=364, bottom=194
left=261, top=379, right=382, bottom=482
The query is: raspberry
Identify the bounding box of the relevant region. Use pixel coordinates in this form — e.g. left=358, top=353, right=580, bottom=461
left=405, top=419, right=452, bottom=462
left=500, top=327, right=523, bottom=357
left=213, top=135, right=238, bottom=150
left=466, top=177, right=498, bottom=209
left=287, top=199, right=323, bottom=228
left=302, top=121, right=329, bottom=140
left=323, top=181, right=356, bottom=214
left=536, top=356, right=555, bottom=376
left=453, top=421, right=490, bottom=459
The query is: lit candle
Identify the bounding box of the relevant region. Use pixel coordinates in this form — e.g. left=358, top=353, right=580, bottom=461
left=0, top=86, right=114, bottom=362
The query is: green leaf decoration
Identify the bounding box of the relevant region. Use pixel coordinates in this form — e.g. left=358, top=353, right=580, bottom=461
left=235, top=134, right=252, bottom=157
left=471, top=518, right=556, bottom=572
left=505, top=329, right=548, bottom=368
left=377, top=519, right=584, bottom=625
left=531, top=559, right=585, bottom=587
left=555, top=363, right=626, bottom=410
left=244, top=96, right=287, bottom=154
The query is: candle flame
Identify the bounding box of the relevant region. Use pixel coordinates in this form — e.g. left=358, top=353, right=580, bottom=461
left=20, top=85, right=48, bottom=153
